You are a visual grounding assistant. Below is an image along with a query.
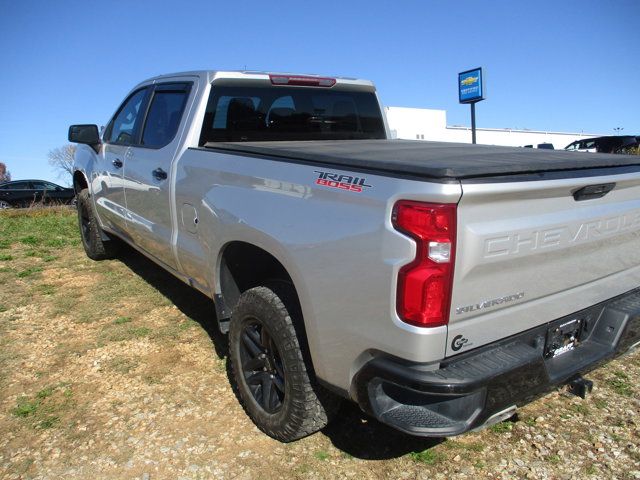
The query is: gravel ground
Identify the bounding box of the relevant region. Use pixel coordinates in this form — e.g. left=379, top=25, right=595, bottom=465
left=0, top=210, right=639, bottom=479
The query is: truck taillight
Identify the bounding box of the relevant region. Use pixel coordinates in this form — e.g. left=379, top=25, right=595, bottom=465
left=392, top=201, right=457, bottom=328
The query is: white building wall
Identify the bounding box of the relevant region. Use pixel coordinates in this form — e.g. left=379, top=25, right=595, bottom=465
left=385, top=106, right=601, bottom=150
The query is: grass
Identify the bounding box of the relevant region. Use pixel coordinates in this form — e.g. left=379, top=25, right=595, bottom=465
left=36, top=284, right=56, bottom=295
left=11, top=384, right=73, bottom=429
left=571, top=403, right=590, bottom=416
left=0, top=253, right=13, bottom=261
left=314, top=450, right=330, bottom=461
left=114, top=316, right=132, bottom=325
left=13, top=397, right=39, bottom=417
left=585, top=464, right=598, bottom=475
left=16, top=266, right=43, bottom=278
left=593, top=398, right=608, bottom=409
left=408, top=449, right=445, bottom=465
left=0, top=207, right=78, bottom=249
left=108, top=357, right=138, bottom=374
left=442, top=440, right=484, bottom=452
left=608, top=371, right=633, bottom=397
left=101, top=325, right=152, bottom=343
left=490, top=421, right=514, bottom=433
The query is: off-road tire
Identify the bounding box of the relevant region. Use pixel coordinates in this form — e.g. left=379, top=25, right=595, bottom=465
left=76, top=188, right=119, bottom=260
left=229, top=282, right=339, bottom=442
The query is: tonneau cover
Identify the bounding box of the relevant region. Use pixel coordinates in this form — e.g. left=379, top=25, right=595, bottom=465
left=205, top=140, right=640, bottom=180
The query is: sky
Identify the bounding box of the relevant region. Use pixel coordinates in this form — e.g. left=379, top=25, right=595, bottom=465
left=0, top=0, right=638, bottom=184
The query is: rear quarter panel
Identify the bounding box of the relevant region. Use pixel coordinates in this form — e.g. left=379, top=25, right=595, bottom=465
left=173, top=149, right=461, bottom=391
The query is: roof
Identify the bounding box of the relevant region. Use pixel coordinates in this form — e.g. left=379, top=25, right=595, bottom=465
left=134, top=70, right=376, bottom=89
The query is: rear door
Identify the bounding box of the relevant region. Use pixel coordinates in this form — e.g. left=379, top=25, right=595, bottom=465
left=447, top=170, right=640, bottom=356
left=94, top=87, right=150, bottom=234
left=122, top=81, right=193, bottom=269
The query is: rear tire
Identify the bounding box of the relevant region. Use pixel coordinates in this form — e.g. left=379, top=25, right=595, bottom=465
left=229, top=282, right=339, bottom=442
left=0, top=200, right=11, bottom=209
left=76, top=189, right=119, bottom=260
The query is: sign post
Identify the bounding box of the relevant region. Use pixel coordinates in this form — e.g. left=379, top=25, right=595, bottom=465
left=458, top=67, right=485, bottom=144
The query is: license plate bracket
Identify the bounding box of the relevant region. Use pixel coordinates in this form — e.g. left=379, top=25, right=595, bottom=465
left=544, top=318, right=584, bottom=358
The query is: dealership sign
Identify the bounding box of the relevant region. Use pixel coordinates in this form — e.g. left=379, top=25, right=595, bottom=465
left=458, top=67, right=484, bottom=104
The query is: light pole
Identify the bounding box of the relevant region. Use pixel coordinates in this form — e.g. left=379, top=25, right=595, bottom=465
left=614, top=127, right=624, bottom=135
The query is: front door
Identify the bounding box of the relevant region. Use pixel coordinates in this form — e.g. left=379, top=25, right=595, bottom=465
left=93, top=87, right=149, bottom=235
left=122, top=82, right=192, bottom=270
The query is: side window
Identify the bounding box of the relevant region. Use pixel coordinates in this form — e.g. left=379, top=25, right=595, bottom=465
left=141, top=85, right=190, bottom=148
left=106, top=88, right=148, bottom=145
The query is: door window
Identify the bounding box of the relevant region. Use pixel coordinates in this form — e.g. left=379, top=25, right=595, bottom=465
left=106, top=88, right=148, bottom=145
left=141, top=84, right=191, bottom=148
left=4, top=182, right=30, bottom=190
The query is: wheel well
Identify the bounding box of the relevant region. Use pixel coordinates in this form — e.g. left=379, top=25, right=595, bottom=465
left=73, top=171, right=88, bottom=195
left=217, top=242, right=316, bottom=376
left=219, top=242, right=294, bottom=317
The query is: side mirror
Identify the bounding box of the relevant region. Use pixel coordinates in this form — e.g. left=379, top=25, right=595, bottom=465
left=68, top=124, right=101, bottom=146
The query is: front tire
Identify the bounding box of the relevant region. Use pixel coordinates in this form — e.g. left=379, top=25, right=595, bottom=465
left=76, top=189, right=119, bottom=260
left=229, top=283, right=338, bottom=442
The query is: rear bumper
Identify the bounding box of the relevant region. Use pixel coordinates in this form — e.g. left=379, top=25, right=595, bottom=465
left=352, top=287, right=640, bottom=437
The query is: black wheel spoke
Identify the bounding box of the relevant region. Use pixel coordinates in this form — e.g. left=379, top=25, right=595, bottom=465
left=272, top=374, right=285, bottom=393
left=273, top=355, right=285, bottom=379
left=261, top=328, right=272, bottom=351
left=243, top=356, right=266, bottom=372
left=241, top=329, right=264, bottom=358
left=261, top=375, right=273, bottom=410
left=246, top=371, right=265, bottom=386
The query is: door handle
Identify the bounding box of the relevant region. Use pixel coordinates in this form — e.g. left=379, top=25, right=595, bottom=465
left=152, top=168, right=167, bottom=180
left=112, top=158, right=123, bottom=168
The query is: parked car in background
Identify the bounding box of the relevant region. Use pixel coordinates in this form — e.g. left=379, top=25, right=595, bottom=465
left=0, top=180, right=75, bottom=208
left=565, top=136, right=637, bottom=154
left=615, top=137, right=640, bottom=155
left=523, top=143, right=555, bottom=149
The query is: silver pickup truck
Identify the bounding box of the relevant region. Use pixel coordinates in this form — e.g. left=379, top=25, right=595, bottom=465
left=69, top=70, right=640, bottom=442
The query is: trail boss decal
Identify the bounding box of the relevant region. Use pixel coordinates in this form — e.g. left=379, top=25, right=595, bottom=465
left=314, top=170, right=372, bottom=193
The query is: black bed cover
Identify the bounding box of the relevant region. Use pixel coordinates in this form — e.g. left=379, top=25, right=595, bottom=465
left=205, top=139, right=640, bottom=180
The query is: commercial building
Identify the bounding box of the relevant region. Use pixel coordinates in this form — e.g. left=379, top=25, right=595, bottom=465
left=385, top=106, right=602, bottom=150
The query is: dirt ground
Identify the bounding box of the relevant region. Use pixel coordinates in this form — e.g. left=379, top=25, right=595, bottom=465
left=0, top=209, right=639, bottom=479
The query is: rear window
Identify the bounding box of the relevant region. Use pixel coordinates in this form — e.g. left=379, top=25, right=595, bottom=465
left=199, top=85, right=385, bottom=144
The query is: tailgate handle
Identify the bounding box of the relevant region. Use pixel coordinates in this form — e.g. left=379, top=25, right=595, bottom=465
left=572, top=183, right=615, bottom=201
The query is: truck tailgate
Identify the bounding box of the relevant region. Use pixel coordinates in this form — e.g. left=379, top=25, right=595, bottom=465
left=447, top=169, right=640, bottom=356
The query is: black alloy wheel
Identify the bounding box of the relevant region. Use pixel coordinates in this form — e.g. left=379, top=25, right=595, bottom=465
left=239, top=318, right=286, bottom=414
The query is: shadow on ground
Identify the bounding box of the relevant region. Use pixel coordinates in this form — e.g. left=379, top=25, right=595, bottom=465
left=114, top=246, right=443, bottom=460
left=322, top=402, right=442, bottom=459
left=116, top=246, right=228, bottom=359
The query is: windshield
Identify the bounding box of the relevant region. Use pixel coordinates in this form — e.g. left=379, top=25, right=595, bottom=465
left=199, top=85, right=385, bottom=144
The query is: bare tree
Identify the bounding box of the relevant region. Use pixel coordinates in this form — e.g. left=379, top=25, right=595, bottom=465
left=0, top=162, right=10, bottom=183
left=47, top=144, right=76, bottom=185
